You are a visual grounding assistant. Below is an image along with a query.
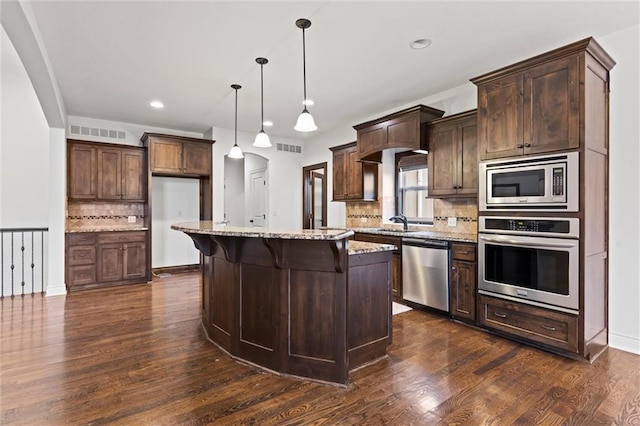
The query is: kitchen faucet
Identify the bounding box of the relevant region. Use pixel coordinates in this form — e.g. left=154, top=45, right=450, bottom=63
left=389, top=214, right=408, bottom=231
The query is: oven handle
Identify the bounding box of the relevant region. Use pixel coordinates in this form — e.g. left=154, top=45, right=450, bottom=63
left=479, top=235, right=576, bottom=249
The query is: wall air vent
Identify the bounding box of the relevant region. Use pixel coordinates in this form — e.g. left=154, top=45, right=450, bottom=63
left=69, top=124, right=126, bottom=140
left=276, top=143, right=302, bottom=154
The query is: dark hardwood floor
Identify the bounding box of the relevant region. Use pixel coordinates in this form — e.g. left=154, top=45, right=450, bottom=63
left=2, top=271, right=639, bottom=425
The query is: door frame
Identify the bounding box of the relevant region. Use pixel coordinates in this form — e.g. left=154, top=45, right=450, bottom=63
left=302, top=162, right=327, bottom=229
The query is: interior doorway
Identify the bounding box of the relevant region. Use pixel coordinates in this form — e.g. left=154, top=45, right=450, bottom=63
left=223, top=152, right=269, bottom=227
left=302, top=162, right=327, bottom=229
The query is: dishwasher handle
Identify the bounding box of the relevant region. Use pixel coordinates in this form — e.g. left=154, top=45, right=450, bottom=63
left=402, top=238, right=449, bottom=249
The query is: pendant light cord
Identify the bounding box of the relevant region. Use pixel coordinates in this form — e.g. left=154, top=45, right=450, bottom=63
left=302, top=26, right=307, bottom=104
left=260, top=63, right=265, bottom=131
left=234, top=87, right=238, bottom=145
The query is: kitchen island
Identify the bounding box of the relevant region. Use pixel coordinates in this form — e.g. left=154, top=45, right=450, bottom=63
left=171, top=222, right=395, bottom=386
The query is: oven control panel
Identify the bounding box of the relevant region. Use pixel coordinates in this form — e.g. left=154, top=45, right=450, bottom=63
left=479, top=216, right=579, bottom=238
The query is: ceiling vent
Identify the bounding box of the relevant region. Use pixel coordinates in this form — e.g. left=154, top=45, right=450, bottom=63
left=69, top=124, right=126, bottom=140
left=276, top=143, right=302, bottom=154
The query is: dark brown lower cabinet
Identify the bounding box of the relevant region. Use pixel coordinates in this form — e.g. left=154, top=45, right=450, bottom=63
left=450, top=243, right=477, bottom=322
left=353, top=233, right=402, bottom=300
left=66, top=231, right=149, bottom=291
left=188, top=233, right=392, bottom=386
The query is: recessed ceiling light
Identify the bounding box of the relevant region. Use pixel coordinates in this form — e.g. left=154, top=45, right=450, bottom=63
left=263, top=120, right=273, bottom=127
left=150, top=100, right=164, bottom=109
left=303, top=99, right=314, bottom=106
left=410, top=39, right=432, bottom=50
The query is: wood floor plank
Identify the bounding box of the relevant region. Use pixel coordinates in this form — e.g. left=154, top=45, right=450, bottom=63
left=1, top=271, right=639, bottom=425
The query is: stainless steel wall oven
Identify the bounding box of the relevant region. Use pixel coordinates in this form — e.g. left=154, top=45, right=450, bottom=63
left=478, top=216, right=580, bottom=314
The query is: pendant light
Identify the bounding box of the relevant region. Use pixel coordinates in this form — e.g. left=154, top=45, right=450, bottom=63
left=253, top=57, right=272, bottom=148
left=294, top=18, right=317, bottom=132
left=228, top=84, right=244, bottom=159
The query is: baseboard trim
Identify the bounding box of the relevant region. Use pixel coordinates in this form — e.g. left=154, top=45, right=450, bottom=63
left=152, top=264, right=201, bottom=276
left=46, top=282, right=67, bottom=297
left=609, top=331, right=640, bottom=355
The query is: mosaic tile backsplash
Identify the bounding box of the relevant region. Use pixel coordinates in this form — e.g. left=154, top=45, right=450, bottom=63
left=345, top=198, right=477, bottom=234
left=66, top=202, right=146, bottom=230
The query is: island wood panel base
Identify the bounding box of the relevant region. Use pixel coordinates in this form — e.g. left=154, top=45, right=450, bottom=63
left=189, top=234, right=392, bottom=386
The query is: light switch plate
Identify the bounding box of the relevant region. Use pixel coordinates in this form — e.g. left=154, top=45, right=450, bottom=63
left=127, top=215, right=136, bottom=223
left=447, top=217, right=457, bottom=227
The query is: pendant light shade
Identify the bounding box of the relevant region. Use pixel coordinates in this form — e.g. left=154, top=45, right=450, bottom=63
left=253, top=57, right=272, bottom=148
left=228, top=84, right=244, bottom=159
left=294, top=18, right=317, bottom=132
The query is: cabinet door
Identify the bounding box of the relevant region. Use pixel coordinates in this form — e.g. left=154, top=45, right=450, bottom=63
left=97, top=243, right=123, bottom=282
left=123, top=242, right=147, bottom=280
left=523, top=55, right=580, bottom=155
left=121, top=149, right=145, bottom=201
left=457, top=117, right=478, bottom=195
left=332, top=149, right=347, bottom=200
left=450, top=260, right=476, bottom=321
left=478, top=74, right=524, bottom=160
left=149, top=139, right=183, bottom=174
left=68, top=143, right=96, bottom=199
left=97, top=148, right=122, bottom=200
left=345, top=146, right=363, bottom=199
left=428, top=124, right=457, bottom=196
left=182, top=142, right=212, bottom=175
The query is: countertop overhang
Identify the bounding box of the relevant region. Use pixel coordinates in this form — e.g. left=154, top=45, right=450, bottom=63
left=171, top=221, right=354, bottom=241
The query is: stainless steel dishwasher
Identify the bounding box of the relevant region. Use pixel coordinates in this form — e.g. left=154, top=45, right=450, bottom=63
left=402, top=237, right=450, bottom=312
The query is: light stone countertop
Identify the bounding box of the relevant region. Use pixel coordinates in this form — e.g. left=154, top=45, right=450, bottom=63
left=351, top=227, right=477, bottom=244
left=66, top=227, right=149, bottom=233
left=171, top=221, right=354, bottom=241
left=348, top=240, right=396, bottom=255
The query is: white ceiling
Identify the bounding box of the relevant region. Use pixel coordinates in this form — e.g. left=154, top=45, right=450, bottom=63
left=27, top=1, right=639, bottom=141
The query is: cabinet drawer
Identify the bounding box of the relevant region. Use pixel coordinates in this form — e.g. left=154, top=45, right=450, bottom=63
left=451, top=243, right=476, bottom=262
left=68, top=265, right=96, bottom=287
left=67, top=233, right=97, bottom=246
left=68, top=246, right=96, bottom=266
left=478, top=294, right=578, bottom=352
left=98, top=231, right=147, bottom=244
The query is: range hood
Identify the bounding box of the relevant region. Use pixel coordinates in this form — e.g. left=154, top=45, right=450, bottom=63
left=353, top=105, right=445, bottom=163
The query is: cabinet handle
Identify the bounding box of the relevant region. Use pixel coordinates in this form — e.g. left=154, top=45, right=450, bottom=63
left=494, top=312, right=507, bottom=318
left=452, top=266, right=457, bottom=271
left=458, top=251, right=472, bottom=255
left=541, top=324, right=556, bottom=332
left=524, top=143, right=531, bottom=148
left=516, top=144, right=524, bottom=149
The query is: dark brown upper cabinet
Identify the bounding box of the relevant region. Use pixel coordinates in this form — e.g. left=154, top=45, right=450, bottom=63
left=472, top=37, right=616, bottom=161
left=427, top=110, right=478, bottom=197
left=330, top=142, right=378, bottom=201
left=68, top=140, right=146, bottom=202
left=142, top=133, right=213, bottom=177
left=353, top=105, right=444, bottom=163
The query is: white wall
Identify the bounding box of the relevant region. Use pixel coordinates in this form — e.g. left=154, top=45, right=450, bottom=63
left=223, top=156, right=244, bottom=226
left=151, top=177, right=200, bottom=268
left=599, top=24, right=640, bottom=355
left=1, top=27, right=50, bottom=228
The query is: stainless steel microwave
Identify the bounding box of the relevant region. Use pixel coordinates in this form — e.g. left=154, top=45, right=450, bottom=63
left=479, top=151, right=579, bottom=211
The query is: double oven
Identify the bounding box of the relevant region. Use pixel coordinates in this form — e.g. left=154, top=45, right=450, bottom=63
left=478, top=152, right=580, bottom=314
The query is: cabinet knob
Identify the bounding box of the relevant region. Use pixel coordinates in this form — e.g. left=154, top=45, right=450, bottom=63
left=524, top=143, right=531, bottom=148
left=516, top=144, right=524, bottom=149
